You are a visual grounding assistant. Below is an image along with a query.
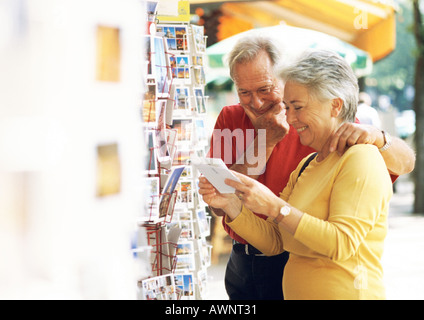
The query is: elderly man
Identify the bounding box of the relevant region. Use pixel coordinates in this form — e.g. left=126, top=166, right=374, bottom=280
left=207, top=35, right=415, bottom=300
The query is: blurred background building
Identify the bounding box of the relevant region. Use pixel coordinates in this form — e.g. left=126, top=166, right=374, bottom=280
left=0, top=0, right=422, bottom=300
left=0, top=0, right=146, bottom=299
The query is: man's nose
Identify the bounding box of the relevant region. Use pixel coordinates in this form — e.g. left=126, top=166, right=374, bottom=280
left=250, top=92, right=264, bottom=110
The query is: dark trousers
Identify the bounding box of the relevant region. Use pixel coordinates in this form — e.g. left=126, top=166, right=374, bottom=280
left=224, top=243, right=289, bottom=300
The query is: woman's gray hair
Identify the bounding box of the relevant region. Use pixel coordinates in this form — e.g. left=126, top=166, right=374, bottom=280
left=226, top=35, right=281, bottom=80
left=278, top=49, right=359, bottom=122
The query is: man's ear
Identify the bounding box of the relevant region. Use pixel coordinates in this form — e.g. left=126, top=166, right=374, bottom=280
left=331, top=98, right=343, bottom=118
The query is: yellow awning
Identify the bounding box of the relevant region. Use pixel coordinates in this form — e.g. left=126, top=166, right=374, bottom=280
left=189, top=0, right=396, bottom=62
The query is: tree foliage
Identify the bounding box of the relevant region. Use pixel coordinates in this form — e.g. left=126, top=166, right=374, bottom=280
left=366, top=2, right=417, bottom=111
left=412, top=0, right=424, bottom=214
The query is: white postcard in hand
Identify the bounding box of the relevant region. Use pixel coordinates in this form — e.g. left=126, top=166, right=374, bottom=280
left=192, top=158, right=241, bottom=193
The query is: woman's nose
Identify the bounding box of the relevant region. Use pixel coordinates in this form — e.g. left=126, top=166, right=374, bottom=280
left=286, top=108, right=296, bottom=125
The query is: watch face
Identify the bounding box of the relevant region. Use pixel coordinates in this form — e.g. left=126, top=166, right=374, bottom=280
left=280, top=205, right=291, bottom=216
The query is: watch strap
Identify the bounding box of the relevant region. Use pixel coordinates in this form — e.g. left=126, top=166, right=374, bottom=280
left=273, top=205, right=291, bottom=224
left=379, top=130, right=392, bottom=152
left=273, top=213, right=285, bottom=224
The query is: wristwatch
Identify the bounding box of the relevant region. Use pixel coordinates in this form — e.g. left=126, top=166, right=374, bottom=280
left=379, top=130, right=392, bottom=152
left=273, top=205, right=291, bottom=224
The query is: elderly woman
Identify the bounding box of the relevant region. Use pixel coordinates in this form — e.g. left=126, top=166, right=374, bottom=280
left=199, top=50, right=393, bottom=300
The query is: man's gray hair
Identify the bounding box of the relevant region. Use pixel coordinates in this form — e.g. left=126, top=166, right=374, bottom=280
left=278, top=49, right=359, bottom=122
left=226, top=35, right=281, bottom=80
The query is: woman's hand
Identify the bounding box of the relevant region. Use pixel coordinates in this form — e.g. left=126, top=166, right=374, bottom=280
left=225, top=171, right=281, bottom=218
left=198, top=176, right=242, bottom=219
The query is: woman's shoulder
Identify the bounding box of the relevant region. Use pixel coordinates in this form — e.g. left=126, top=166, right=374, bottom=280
left=340, top=144, right=390, bottom=178
left=343, top=144, right=381, bottom=159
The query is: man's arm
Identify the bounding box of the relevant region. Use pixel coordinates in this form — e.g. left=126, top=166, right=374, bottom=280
left=323, top=123, right=415, bottom=176
left=377, top=135, right=415, bottom=176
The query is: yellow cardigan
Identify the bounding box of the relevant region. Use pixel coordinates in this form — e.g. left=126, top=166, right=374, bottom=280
left=226, top=144, right=393, bottom=300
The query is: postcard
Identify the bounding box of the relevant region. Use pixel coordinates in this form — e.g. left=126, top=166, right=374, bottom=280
left=157, top=0, right=190, bottom=23
left=173, top=273, right=194, bottom=298
left=172, top=148, right=193, bottom=166
left=172, top=118, right=193, bottom=143
left=175, top=209, right=192, bottom=221
left=202, top=240, right=212, bottom=267
left=155, top=99, right=171, bottom=163
left=196, top=208, right=210, bottom=237
left=197, top=269, right=208, bottom=298
left=181, top=165, right=192, bottom=178
left=176, top=55, right=189, bottom=67
left=146, top=1, right=159, bottom=22
left=176, top=180, right=194, bottom=208
left=144, top=177, right=160, bottom=219
left=176, top=38, right=189, bottom=51
left=174, top=86, right=190, bottom=112
left=152, top=36, right=170, bottom=97
left=176, top=241, right=195, bottom=271
left=176, top=254, right=195, bottom=271
left=162, top=191, right=177, bottom=220
left=177, top=66, right=190, bottom=80
left=169, top=55, right=190, bottom=81
left=165, top=84, right=176, bottom=126
left=140, top=274, right=177, bottom=300
left=191, top=157, right=241, bottom=193
left=191, top=25, right=206, bottom=54
left=168, top=54, right=177, bottom=69
left=157, top=0, right=178, bottom=16
left=167, top=220, right=194, bottom=240
left=157, top=24, right=189, bottom=52
left=195, top=118, right=207, bottom=143
left=162, top=165, right=185, bottom=194
left=176, top=241, right=194, bottom=255
left=195, top=148, right=206, bottom=160
left=159, top=165, right=185, bottom=217
left=144, top=130, right=158, bottom=174
left=142, top=35, right=153, bottom=75
left=166, top=128, right=178, bottom=163
left=194, top=88, right=206, bottom=114
left=142, top=79, right=157, bottom=125
left=192, top=55, right=203, bottom=66
left=179, top=220, right=194, bottom=239
left=166, top=37, right=177, bottom=51
left=158, top=25, right=176, bottom=38
left=193, top=66, right=205, bottom=86
left=175, top=55, right=190, bottom=67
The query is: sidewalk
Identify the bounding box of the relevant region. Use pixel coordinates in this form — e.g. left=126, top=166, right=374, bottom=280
left=206, top=175, right=424, bottom=300
left=381, top=175, right=424, bottom=299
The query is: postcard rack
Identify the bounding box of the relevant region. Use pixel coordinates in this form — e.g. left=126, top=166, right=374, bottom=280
left=144, top=223, right=178, bottom=276
left=137, top=1, right=211, bottom=300
left=143, top=189, right=177, bottom=225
